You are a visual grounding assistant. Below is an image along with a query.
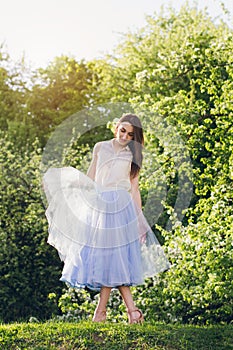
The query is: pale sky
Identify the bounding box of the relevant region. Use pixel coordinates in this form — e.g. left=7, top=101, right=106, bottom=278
left=0, top=0, right=232, bottom=68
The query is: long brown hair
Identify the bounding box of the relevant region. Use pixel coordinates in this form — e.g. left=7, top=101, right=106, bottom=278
left=115, top=113, right=144, bottom=179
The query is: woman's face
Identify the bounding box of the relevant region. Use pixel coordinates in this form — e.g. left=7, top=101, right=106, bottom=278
left=116, top=122, right=134, bottom=146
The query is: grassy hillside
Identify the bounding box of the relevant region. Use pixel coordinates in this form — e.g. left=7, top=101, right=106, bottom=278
left=0, top=321, right=232, bottom=349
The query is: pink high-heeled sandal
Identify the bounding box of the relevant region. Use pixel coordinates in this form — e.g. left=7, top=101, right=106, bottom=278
left=127, top=308, right=144, bottom=324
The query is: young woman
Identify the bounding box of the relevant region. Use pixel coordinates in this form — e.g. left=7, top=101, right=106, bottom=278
left=43, top=113, right=170, bottom=324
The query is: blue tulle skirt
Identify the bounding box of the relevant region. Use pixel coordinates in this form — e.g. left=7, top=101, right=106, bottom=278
left=43, top=167, right=170, bottom=291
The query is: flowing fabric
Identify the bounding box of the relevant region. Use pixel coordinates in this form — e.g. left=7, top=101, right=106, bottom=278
left=43, top=140, right=170, bottom=291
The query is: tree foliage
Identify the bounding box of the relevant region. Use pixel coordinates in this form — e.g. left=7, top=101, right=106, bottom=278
left=55, top=6, right=233, bottom=325
left=0, top=4, right=232, bottom=324
left=26, top=56, right=99, bottom=146
left=0, top=135, right=62, bottom=322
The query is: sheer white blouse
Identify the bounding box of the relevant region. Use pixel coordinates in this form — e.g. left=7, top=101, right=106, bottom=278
left=90, top=139, right=133, bottom=192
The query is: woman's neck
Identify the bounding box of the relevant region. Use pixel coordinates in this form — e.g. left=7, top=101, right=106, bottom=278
left=112, top=138, right=128, bottom=152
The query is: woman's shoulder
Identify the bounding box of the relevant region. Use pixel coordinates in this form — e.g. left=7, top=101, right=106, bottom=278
left=93, top=139, right=112, bottom=154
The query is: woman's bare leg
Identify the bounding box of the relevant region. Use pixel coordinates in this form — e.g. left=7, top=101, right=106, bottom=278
left=92, top=287, right=112, bottom=322
left=118, top=286, right=136, bottom=310
left=118, top=286, right=144, bottom=323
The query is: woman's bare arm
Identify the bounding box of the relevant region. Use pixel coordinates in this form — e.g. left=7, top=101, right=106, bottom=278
left=87, top=143, right=100, bottom=180
left=130, top=175, right=142, bottom=209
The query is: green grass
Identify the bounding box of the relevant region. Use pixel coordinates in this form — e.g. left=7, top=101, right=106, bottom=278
left=0, top=321, right=232, bottom=350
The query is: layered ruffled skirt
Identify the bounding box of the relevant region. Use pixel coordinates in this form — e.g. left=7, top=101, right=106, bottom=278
left=43, top=167, right=170, bottom=291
